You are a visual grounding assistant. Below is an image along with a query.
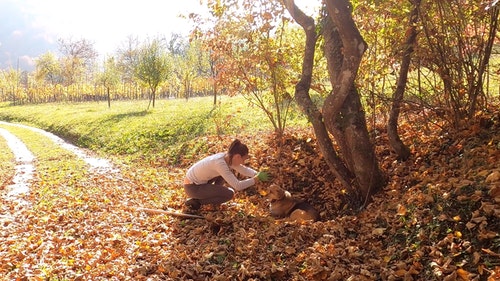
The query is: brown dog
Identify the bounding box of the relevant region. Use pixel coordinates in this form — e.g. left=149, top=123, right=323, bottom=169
left=268, top=184, right=320, bottom=223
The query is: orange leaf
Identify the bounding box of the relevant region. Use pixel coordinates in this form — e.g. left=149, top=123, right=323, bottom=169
left=394, top=269, right=407, bottom=277
left=457, top=268, right=470, bottom=280
left=397, top=204, right=407, bottom=216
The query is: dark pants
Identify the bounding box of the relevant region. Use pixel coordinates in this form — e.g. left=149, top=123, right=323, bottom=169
left=184, top=176, right=234, bottom=205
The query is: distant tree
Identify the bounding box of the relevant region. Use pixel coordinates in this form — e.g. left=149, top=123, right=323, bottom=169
left=189, top=40, right=212, bottom=98
left=117, top=36, right=141, bottom=99
left=0, top=71, right=5, bottom=101
left=35, top=52, right=61, bottom=85
left=173, top=39, right=210, bottom=100
left=1, top=68, right=22, bottom=104
left=134, top=38, right=172, bottom=109
left=166, top=33, right=186, bottom=55
left=98, top=57, right=121, bottom=108
left=58, top=38, right=97, bottom=86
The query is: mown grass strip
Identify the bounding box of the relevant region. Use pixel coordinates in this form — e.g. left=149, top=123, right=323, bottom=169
left=0, top=124, right=89, bottom=209
left=0, top=134, right=15, bottom=188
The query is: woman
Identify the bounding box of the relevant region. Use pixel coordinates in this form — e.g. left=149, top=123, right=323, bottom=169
left=183, top=139, right=270, bottom=210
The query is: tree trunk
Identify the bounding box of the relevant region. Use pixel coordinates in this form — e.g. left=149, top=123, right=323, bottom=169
left=323, top=0, right=386, bottom=203
left=211, top=58, right=218, bottom=105
left=282, top=0, right=354, bottom=193
left=283, top=0, right=386, bottom=205
left=152, top=90, right=156, bottom=108
left=213, top=83, right=217, bottom=105
left=107, top=87, right=111, bottom=108
left=387, top=0, right=421, bottom=161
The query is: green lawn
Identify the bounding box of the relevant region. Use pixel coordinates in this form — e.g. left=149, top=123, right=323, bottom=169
left=0, top=132, right=14, bottom=187
left=0, top=95, right=309, bottom=165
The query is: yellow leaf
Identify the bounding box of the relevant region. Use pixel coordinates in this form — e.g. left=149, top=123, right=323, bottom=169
left=437, top=204, right=444, bottom=211
left=258, top=189, right=268, bottom=196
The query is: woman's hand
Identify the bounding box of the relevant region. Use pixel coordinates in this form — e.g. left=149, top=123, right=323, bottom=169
left=256, top=171, right=270, bottom=182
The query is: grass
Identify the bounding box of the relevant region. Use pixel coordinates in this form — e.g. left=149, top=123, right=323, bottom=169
left=0, top=96, right=309, bottom=165
left=485, top=53, right=500, bottom=97
left=0, top=132, right=14, bottom=187
left=0, top=124, right=88, bottom=208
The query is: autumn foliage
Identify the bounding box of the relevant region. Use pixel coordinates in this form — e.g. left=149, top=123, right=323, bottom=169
left=0, top=108, right=499, bottom=280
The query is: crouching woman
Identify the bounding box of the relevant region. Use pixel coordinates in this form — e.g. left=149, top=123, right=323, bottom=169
left=183, top=139, right=269, bottom=210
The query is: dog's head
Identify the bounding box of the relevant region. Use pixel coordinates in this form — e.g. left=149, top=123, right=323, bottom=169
left=268, top=184, right=286, bottom=200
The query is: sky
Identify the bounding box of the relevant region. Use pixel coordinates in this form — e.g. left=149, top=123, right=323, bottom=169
left=0, top=0, right=318, bottom=71
left=0, top=0, right=206, bottom=70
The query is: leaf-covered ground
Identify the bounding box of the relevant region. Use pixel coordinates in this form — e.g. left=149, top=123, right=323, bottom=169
left=0, top=110, right=499, bottom=280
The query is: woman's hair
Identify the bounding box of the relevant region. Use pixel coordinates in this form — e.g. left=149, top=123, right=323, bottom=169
left=227, top=139, right=249, bottom=157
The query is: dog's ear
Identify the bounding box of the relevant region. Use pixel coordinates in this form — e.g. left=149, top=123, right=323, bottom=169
left=268, top=184, right=284, bottom=200
left=269, top=184, right=279, bottom=192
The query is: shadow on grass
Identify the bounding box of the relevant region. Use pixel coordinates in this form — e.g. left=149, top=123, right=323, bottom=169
left=78, top=108, right=218, bottom=161
left=102, top=110, right=150, bottom=123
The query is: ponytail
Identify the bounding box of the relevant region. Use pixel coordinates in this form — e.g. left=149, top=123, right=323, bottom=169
left=228, top=139, right=249, bottom=157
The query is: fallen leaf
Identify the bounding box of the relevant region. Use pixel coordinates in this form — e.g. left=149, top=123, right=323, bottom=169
left=372, top=228, right=386, bottom=236
left=397, top=204, right=407, bottom=216
left=457, top=268, right=470, bottom=280
left=485, top=171, right=500, bottom=183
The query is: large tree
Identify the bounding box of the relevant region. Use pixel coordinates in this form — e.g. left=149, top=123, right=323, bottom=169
left=282, top=0, right=386, bottom=205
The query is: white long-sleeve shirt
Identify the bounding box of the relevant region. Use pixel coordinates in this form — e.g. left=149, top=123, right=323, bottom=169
left=186, top=153, right=257, bottom=191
